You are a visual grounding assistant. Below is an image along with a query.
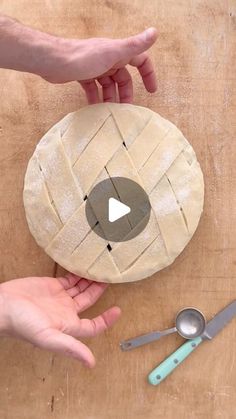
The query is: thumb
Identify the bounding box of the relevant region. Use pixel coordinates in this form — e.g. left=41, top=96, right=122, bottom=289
left=37, top=329, right=95, bottom=367
left=115, top=27, right=157, bottom=62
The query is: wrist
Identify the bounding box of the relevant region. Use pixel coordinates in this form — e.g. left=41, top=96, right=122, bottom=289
left=0, top=16, right=62, bottom=78
left=0, top=283, right=11, bottom=337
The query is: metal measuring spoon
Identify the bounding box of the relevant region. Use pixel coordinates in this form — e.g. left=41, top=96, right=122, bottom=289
left=120, top=307, right=206, bottom=351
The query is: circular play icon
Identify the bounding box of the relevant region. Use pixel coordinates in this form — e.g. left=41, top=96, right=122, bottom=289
left=85, top=177, right=151, bottom=242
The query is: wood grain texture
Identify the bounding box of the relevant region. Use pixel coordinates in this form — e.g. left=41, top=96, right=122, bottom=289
left=0, top=0, right=236, bottom=418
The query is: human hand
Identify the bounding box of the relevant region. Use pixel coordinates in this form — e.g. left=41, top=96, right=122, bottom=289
left=0, top=274, right=121, bottom=367
left=0, top=16, right=157, bottom=103
left=42, top=27, right=158, bottom=103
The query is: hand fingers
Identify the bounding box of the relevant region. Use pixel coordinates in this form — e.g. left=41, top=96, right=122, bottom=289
left=74, top=282, right=108, bottom=313
left=129, top=52, right=157, bottom=92
left=36, top=329, right=95, bottom=367
left=97, top=75, right=116, bottom=102
left=57, top=273, right=82, bottom=290
left=78, top=306, right=121, bottom=337
left=111, top=67, right=133, bottom=103
left=112, top=27, right=157, bottom=63
left=67, top=278, right=93, bottom=297
left=79, top=80, right=100, bottom=104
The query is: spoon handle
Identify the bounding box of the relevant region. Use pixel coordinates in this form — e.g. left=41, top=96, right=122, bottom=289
left=120, top=327, right=177, bottom=351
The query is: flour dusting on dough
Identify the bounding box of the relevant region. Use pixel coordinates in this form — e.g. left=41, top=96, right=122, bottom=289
left=73, top=136, right=90, bottom=163
left=36, top=141, right=82, bottom=223
left=154, top=192, right=176, bottom=217
left=177, top=186, right=190, bottom=201
left=158, top=149, right=176, bottom=173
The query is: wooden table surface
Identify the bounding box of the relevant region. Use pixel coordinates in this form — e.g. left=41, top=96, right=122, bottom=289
left=0, top=1, right=236, bottom=418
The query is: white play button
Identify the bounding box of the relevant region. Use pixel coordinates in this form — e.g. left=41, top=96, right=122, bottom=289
left=86, top=177, right=151, bottom=242
left=108, top=197, right=131, bottom=223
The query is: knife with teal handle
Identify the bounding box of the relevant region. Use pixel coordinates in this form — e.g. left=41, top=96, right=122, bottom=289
left=148, top=300, right=236, bottom=386
left=148, top=336, right=202, bottom=385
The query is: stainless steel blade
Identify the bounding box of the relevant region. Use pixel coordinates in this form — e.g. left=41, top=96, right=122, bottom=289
left=203, top=300, right=236, bottom=340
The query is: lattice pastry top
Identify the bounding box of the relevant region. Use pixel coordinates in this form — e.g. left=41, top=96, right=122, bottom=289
left=23, top=103, right=204, bottom=283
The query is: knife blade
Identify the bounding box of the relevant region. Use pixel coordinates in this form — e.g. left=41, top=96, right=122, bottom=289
left=148, top=300, right=236, bottom=386
left=202, top=300, right=236, bottom=340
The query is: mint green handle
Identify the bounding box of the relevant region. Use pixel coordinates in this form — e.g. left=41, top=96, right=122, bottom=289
left=148, top=336, right=203, bottom=385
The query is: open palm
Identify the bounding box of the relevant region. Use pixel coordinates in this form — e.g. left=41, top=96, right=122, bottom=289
left=0, top=274, right=121, bottom=367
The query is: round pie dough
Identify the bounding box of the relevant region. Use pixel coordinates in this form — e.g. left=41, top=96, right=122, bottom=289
left=23, top=103, right=204, bottom=283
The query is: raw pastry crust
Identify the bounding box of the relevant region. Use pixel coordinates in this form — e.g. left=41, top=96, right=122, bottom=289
left=23, top=103, right=204, bottom=283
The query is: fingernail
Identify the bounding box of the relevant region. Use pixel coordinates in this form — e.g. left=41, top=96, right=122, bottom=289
left=144, top=27, right=157, bottom=41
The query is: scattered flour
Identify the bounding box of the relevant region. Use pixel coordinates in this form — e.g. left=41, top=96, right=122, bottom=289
left=153, top=192, right=177, bottom=217
left=177, top=186, right=191, bottom=201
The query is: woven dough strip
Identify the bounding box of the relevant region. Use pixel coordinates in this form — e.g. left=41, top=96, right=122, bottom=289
left=24, top=103, right=204, bottom=283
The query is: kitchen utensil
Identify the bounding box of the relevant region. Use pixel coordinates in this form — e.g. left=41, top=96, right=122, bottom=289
left=120, top=307, right=206, bottom=351
left=148, top=300, right=236, bottom=385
